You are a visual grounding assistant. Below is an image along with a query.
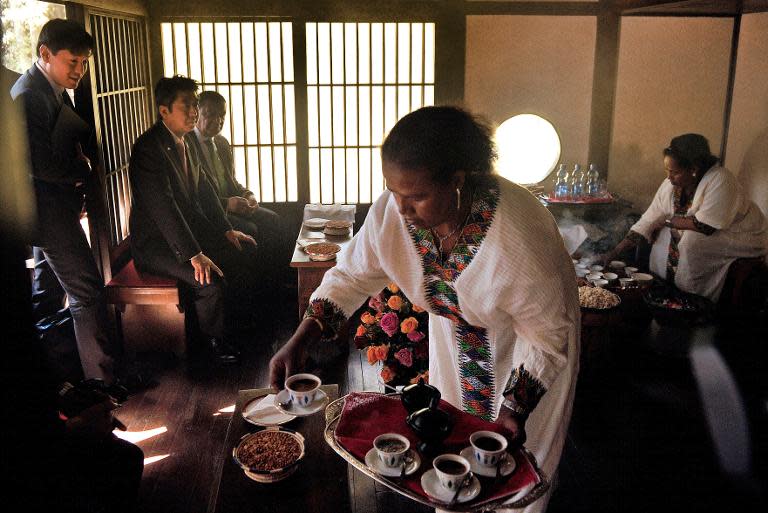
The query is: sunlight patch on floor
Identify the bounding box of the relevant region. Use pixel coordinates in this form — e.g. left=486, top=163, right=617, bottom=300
left=114, top=426, right=168, bottom=444
left=214, top=404, right=236, bottom=416
left=143, top=454, right=170, bottom=466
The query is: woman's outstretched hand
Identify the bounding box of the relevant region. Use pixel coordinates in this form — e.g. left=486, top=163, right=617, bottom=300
left=268, top=318, right=321, bottom=391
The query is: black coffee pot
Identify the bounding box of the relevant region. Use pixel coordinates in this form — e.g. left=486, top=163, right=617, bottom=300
left=400, top=377, right=441, bottom=413
left=404, top=382, right=453, bottom=455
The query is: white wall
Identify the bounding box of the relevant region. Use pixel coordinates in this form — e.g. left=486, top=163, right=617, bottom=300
left=724, top=12, right=768, bottom=216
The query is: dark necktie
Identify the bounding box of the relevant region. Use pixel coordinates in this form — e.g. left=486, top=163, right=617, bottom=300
left=205, top=138, right=228, bottom=192
left=61, top=90, right=75, bottom=109
left=175, top=139, right=190, bottom=185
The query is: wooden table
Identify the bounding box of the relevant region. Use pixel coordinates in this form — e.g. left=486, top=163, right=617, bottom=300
left=290, top=227, right=353, bottom=318
left=208, top=385, right=350, bottom=513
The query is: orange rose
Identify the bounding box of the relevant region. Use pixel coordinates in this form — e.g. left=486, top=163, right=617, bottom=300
left=387, top=295, right=403, bottom=311
left=355, top=324, right=367, bottom=337
left=412, top=305, right=425, bottom=313
left=367, top=346, right=378, bottom=365
left=360, top=311, right=376, bottom=325
left=400, top=316, right=418, bottom=334
left=374, top=344, right=389, bottom=362
left=380, top=365, right=395, bottom=383
left=387, top=283, right=400, bottom=293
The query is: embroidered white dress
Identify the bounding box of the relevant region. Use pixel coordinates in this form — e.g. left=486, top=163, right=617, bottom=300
left=308, top=177, right=580, bottom=512
left=631, top=166, right=768, bottom=301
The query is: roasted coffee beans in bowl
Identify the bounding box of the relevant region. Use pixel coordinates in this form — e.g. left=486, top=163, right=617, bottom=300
left=233, top=427, right=306, bottom=483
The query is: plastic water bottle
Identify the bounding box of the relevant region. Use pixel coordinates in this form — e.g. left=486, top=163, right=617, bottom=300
left=570, top=164, right=585, bottom=200
left=586, top=163, right=600, bottom=197
left=553, top=164, right=570, bottom=199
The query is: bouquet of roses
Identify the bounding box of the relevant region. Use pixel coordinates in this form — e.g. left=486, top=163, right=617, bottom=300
left=354, top=283, right=429, bottom=388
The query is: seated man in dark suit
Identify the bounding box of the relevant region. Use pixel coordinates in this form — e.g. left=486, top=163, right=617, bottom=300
left=11, top=19, right=118, bottom=383
left=129, top=76, right=257, bottom=364
left=188, top=90, right=286, bottom=290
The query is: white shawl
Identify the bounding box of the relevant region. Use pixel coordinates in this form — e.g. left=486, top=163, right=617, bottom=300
left=311, top=178, right=580, bottom=511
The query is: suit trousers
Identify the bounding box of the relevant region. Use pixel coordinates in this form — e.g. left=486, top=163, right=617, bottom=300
left=228, top=206, right=287, bottom=290
left=135, top=237, right=259, bottom=342
left=32, top=181, right=116, bottom=382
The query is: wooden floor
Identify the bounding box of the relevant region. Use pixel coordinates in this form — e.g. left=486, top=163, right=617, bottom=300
left=115, top=287, right=762, bottom=513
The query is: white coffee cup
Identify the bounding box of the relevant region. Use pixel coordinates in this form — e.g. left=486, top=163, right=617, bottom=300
left=603, top=272, right=618, bottom=283
left=469, top=431, right=508, bottom=467
left=624, top=266, right=638, bottom=277
left=373, top=433, right=410, bottom=468
left=590, top=264, right=604, bottom=272
left=285, top=373, right=321, bottom=407
left=619, top=277, right=636, bottom=289
left=433, top=454, right=471, bottom=491
left=594, top=279, right=609, bottom=288
left=609, top=260, right=626, bottom=270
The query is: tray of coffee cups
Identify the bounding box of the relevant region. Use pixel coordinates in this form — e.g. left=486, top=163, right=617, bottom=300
left=323, top=392, right=549, bottom=512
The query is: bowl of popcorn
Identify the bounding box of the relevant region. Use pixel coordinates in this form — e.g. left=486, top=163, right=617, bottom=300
left=578, top=285, right=621, bottom=312
left=233, top=427, right=306, bottom=483
left=304, top=242, right=341, bottom=261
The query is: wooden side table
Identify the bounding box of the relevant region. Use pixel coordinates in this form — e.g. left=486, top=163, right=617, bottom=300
left=290, top=228, right=353, bottom=319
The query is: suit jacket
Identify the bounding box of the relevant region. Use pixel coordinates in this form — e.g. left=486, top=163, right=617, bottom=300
left=10, top=64, right=90, bottom=185
left=187, top=133, right=252, bottom=209
left=128, top=122, right=233, bottom=265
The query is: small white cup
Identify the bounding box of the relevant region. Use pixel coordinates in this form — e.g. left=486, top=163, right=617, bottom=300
left=619, top=277, right=636, bottom=289
left=632, top=273, right=654, bottom=287
left=603, top=272, right=618, bottom=283
left=285, top=373, right=321, bottom=407
left=576, top=268, right=589, bottom=278
left=593, top=279, right=609, bottom=288
left=469, top=431, right=508, bottom=467
left=433, top=454, right=471, bottom=491
left=373, top=433, right=411, bottom=468
left=586, top=272, right=603, bottom=282
left=609, top=260, right=626, bottom=270
left=624, top=266, right=638, bottom=277
left=590, top=264, right=604, bottom=272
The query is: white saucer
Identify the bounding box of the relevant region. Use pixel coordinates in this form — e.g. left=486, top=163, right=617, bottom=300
left=364, top=448, right=421, bottom=477
left=420, top=469, right=481, bottom=504
left=459, top=446, right=516, bottom=478
left=274, top=388, right=329, bottom=417
left=303, top=217, right=329, bottom=230
left=241, top=395, right=295, bottom=427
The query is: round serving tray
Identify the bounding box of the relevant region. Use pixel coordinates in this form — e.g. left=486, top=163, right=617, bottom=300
left=323, top=394, right=550, bottom=512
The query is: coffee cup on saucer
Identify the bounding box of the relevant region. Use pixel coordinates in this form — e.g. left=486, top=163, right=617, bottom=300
left=433, top=454, right=471, bottom=491
left=469, top=430, right=508, bottom=468
left=285, top=373, right=321, bottom=407
left=373, top=433, right=411, bottom=468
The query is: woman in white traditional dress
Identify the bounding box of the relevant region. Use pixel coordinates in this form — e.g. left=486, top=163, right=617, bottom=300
left=603, top=133, right=768, bottom=302
left=270, top=106, right=580, bottom=512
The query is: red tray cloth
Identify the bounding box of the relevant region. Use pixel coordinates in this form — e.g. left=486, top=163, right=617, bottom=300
left=334, top=392, right=541, bottom=507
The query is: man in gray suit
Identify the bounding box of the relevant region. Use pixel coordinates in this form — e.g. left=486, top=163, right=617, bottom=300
left=188, top=90, right=285, bottom=291
left=11, top=19, right=117, bottom=383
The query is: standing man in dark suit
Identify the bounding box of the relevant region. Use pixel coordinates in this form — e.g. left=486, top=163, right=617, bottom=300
left=129, top=76, right=257, bottom=364
left=188, top=90, right=286, bottom=291
left=11, top=19, right=117, bottom=383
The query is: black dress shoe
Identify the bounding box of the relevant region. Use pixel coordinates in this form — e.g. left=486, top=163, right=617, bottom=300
left=207, top=337, right=239, bottom=364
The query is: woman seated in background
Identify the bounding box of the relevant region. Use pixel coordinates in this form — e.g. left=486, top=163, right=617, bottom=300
left=603, top=133, right=768, bottom=302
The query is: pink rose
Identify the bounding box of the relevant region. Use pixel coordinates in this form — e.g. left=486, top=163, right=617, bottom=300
left=380, top=312, right=399, bottom=337
left=368, top=294, right=383, bottom=312
left=394, top=348, right=413, bottom=367
left=407, top=330, right=425, bottom=342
